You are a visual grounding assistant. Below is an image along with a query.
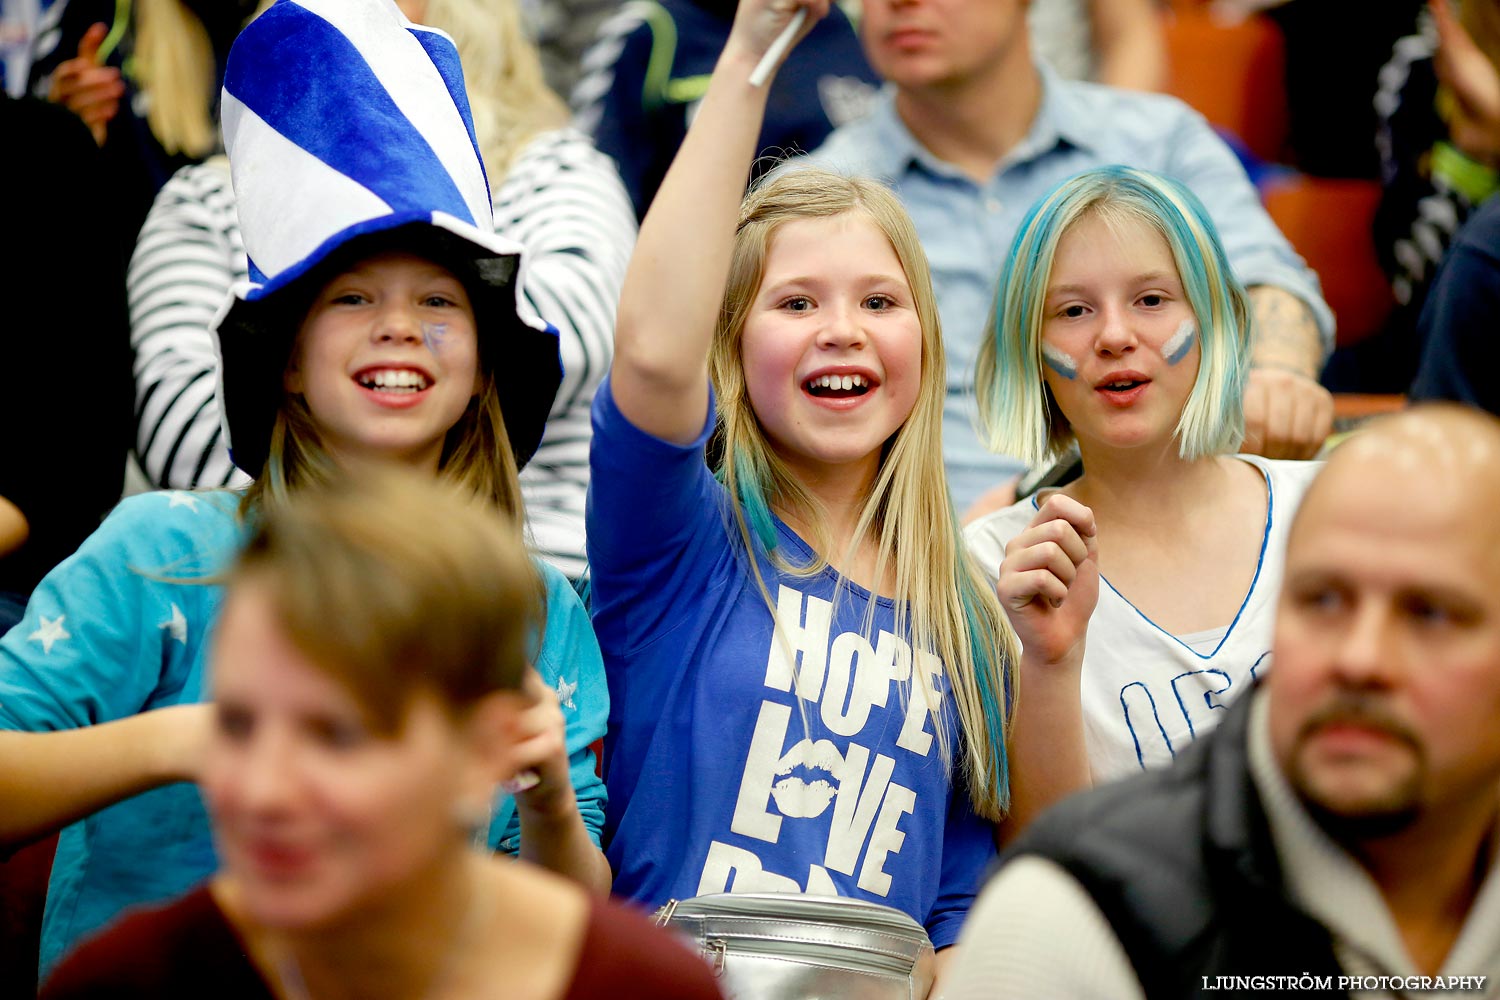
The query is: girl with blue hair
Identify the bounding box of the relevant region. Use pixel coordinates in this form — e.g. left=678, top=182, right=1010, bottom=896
left=967, top=165, right=1323, bottom=831
left=589, top=0, right=1016, bottom=980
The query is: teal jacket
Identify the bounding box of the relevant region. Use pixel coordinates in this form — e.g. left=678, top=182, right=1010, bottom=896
left=0, top=490, right=608, bottom=979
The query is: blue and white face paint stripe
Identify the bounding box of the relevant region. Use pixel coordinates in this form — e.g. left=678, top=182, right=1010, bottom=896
left=1162, top=319, right=1197, bottom=366
left=1041, top=342, right=1079, bottom=380
left=422, top=322, right=450, bottom=353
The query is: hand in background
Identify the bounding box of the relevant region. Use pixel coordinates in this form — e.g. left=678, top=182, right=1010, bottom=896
left=1240, top=366, right=1334, bottom=460
left=47, top=23, right=123, bottom=146
left=0, top=495, right=28, bottom=559
left=1242, top=286, right=1333, bottom=460
left=1431, top=0, right=1500, bottom=165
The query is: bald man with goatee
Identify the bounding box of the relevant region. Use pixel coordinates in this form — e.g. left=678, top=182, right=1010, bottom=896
left=944, top=403, right=1500, bottom=999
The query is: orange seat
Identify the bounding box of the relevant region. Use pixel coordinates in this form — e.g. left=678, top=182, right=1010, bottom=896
left=1261, top=176, right=1394, bottom=349
left=1163, top=6, right=1289, bottom=163
left=1332, top=393, right=1406, bottom=423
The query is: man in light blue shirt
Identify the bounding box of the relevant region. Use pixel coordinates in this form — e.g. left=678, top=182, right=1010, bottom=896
left=799, top=0, right=1335, bottom=511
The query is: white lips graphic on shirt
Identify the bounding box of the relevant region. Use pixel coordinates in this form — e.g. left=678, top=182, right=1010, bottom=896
left=769, top=739, right=846, bottom=819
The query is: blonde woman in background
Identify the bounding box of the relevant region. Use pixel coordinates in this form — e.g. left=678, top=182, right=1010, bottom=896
left=128, top=0, right=636, bottom=581
left=30, top=0, right=260, bottom=243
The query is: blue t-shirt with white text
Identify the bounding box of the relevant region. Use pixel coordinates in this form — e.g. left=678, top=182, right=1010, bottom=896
left=587, top=378, right=995, bottom=948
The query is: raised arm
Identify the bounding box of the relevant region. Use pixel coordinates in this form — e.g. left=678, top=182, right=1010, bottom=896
left=1088, top=0, right=1167, bottom=92
left=609, top=0, right=828, bottom=445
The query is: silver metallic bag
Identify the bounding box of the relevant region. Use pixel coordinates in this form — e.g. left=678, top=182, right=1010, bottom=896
left=653, top=892, right=936, bottom=1000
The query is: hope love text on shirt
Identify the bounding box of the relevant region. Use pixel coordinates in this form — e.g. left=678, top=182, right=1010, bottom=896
left=696, top=581, right=957, bottom=900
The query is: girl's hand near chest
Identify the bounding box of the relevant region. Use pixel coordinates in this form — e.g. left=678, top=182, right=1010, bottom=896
left=996, top=494, right=1099, bottom=669
left=505, top=669, right=573, bottom=819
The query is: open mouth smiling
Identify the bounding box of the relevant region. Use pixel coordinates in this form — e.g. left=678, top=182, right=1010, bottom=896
left=353, top=367, right=433, bottom=394
left=803, top=372, right=875, bottom=399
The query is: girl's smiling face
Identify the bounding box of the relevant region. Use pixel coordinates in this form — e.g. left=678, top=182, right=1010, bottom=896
left=286, top=252, right=481, bottom=474
left=1039, top=211, right=1201, bottom=455
left=739, top=212, right=923, bottom=486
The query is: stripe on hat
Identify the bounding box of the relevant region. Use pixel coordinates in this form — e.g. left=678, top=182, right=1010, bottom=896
left=288, top=0, right=491, bottom=227
left=223, top=1, right=483, bottom=237
left=408, top=23, right=488, bottom=197
left=222, top=91, right=392, bottom=287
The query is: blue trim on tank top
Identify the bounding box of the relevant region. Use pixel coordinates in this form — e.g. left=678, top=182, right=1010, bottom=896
left=1030, top=456, right=1274, bottom=660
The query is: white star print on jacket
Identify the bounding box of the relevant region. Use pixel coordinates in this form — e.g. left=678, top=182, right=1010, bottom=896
left=159, top=604, right=188, bottom=645
left=0, top=489, right=609, bottom=978
left=28, top=615, right=71, bottom=654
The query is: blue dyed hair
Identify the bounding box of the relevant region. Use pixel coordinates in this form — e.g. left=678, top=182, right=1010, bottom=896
left=976, top=165, right=1253, bottom=466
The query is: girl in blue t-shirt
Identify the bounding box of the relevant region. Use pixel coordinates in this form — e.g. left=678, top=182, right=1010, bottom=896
left=588, top=0, right=1016, bottom=978
left=0, top=0, right=610, bottom=979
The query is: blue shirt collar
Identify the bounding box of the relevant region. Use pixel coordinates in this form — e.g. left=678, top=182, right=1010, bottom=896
left=862, top=60, right=1099, bottom=182
left=1017, top=60, right=1101, bottom=161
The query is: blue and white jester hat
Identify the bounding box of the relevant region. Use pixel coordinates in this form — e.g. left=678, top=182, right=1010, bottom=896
left=210, top=0, right=561, bottom=476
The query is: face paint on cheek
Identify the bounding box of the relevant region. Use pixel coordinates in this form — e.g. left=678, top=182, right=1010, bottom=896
left=1041, top=342, right=1079, bottom=380
left=1163, top=319, right=1197, bottom=366
left=422, top=323, right=449, bottom=353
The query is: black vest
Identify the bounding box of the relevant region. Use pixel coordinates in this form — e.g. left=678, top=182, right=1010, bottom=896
left=1004, top=689, right=1351, bottom=999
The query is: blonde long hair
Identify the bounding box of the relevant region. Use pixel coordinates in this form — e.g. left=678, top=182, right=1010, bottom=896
left=133, top=0, right=221, bottom=157
left=424, top=0, right=569, bottom=179
left=710, top=169, right=1019, bottom=821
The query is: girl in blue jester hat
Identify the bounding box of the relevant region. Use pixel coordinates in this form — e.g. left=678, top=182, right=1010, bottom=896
left=589, top=0, right=1018, bottom=987
left=0, top=0, right=611, bottom=980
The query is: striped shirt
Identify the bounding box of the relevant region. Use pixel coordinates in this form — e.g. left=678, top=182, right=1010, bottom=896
left=127, top=128, right=635, bottom=579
